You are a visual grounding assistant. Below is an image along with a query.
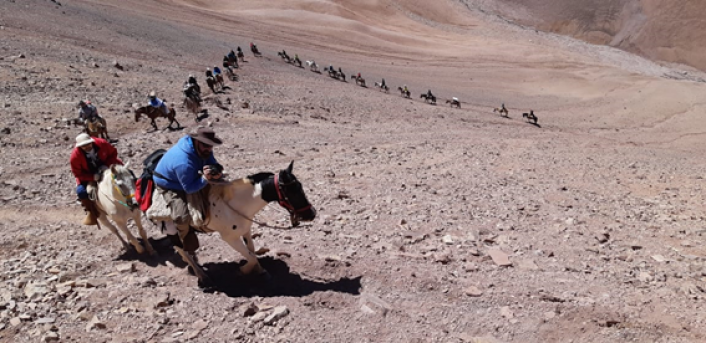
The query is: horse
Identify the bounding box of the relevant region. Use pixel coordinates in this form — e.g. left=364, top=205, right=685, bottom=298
left=237, top=50, right=245, bottom=63
left=277, top=51, right=291, bottom=63
left=327, top=68, right=338, bottom=79
left=85, top=116, right=109, bottom=140
left=292, top=57, right=302, bottom=68
left=493, top=103, right=509, bottom=117
left=224, top=67, right=239, bottom=81
left=420, top=94, right=436, bottom=104
left=306, top=60, right=319, bottom=72
left=446, top=98, right=461, bottom=108
left=374, top=82, right=389, bottom=93
left=206, top=76, right=221, bottom=93
left=250, top=44, right=262, bottom=57
left=227, top=55, right=239, bottom=69
left=522, top=110, right=538, bottom=124
left=351, top=75, right=366, bottom=87
left=134, top=105, right=181, bottom=131
left=337, top=70, right=346, bottom=81
left=95, top=163, right=155, bottom=255
left=215, top=74, right=225, bottom=89
left=162, top=162, right=317, bottom=283
left=183, top=95, right=201, bottom=121
left=397, top=87, right=411, bottom=98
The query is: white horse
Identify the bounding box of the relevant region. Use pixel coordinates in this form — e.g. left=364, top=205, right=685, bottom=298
left=168, top=162, right=316, bottom=284
left=95, top=164, right=155, bottom=255
left=306, top=60, right=318, bottom=72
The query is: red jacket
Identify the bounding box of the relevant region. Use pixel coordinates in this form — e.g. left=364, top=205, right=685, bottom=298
left=70, top=137, right=123, bottom=185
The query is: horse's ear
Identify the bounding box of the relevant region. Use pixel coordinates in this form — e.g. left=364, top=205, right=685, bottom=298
left=286, top=161, right=294, bottom=174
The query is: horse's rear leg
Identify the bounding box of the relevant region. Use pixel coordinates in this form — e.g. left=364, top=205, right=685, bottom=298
left=97, top=217, right=132, bottom=252
left=220, top=231, right=263, bottom=275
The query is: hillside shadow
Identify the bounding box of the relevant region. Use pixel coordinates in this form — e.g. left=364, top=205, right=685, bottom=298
left=114, top=236, right=187, bottom=268
left=201, top=257, right=362, bottom=298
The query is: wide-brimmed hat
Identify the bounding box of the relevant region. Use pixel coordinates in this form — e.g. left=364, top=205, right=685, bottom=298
left=75, top=133, right=95, bottom=147
left=189, top=127, right=222, bottom=146
left=148, top=91, right=156, bottom=98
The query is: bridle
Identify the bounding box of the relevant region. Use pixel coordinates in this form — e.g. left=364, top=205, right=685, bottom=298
left=110, top=171, right=136, bottom=210
left=274, top=172, right=312, bottom=227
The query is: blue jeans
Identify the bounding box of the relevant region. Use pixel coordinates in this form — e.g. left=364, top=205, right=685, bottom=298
left=76, top=183, right=89, bottom=199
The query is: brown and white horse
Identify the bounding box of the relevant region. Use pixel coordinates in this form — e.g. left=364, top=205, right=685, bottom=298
left=493, top=103, right=509, bottom=117
left=156, top=162, right=317, bottom=284
left=85, top=116, right=109, bottom=140
left=446, top=98, right=461, bottom=108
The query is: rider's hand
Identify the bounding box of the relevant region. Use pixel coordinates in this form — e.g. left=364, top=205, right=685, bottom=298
left=202, top=166, right=222, bottom=180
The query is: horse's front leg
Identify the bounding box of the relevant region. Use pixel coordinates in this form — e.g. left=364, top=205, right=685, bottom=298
left=219, top=230, right=263, bottom=275
left=113, top=218, right=145, bottom=254
left=150, top=119, right=158, bottom=131
left=97, top=217, right=131, bottom=252
left=133, top=213, right=155, bottom=255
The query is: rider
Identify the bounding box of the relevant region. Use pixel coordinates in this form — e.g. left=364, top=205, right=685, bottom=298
left=213, top=66, right=221, bottom=77
left=294, top=54, right=300, bottom=62
left=237, top=46, right=243, bottom=55
left=152, top=127, right=224, bottom=262
left=357, top=72, right=361, bottom=79
left=77, top=100, right=101, bottom=124
left=228, top=49, right=236, bottom=62
left=381, top=78, right=386, bottom=88
left=148, top=91, right=169, bottom=115
left=403, top=85, right=409, bottom=93
left=183, top=75, right=201, bottom=101
left=70, top=133, right=123, bottom=226
left=427, top=89, right=434, bottom=98
left=205, top=68, right=213, bottom=79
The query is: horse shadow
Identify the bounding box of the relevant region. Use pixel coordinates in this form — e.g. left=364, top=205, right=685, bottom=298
left=201, top=257, right=362, bottom=298
left=529, top=122, right=542, bottom=128
left=114, top=236, right=187, bottom=269
left=222, top=86, right=232, bottom=90
left=196, top=112, right=210, bottom=122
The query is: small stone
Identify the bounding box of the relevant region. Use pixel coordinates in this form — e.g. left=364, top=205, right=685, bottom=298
left=35, top=317, right=55, bottom=324
left=500, top=306, right=514, bottom=319
left=10, top=317, right=21, bottom=327
left=86, top=316, right=106, bottom=332
left=263, top=306, right=289, bottom=325
left=464, top=286, right=483, bottom=297
left=239, top=303, right=258, bottom=317
left=116, top=262, right=135, bottom=273
left=43, top=332, right=60, bottom=342
left=249, top=311, right=268, bottom=323
left=487, top=248, right=512, bottom=267
left=638, top=272, right=653, bottom=283
left=442, top=235, right=454, bottom=245
left=651, top=255, right=666, bottom=263
left=544, top=311, right=556, bottom=320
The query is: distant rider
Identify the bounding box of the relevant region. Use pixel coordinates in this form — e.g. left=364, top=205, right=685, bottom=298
left=77, top=100, right=102, bottom=124
left=148, top=91, right=169, bottom=115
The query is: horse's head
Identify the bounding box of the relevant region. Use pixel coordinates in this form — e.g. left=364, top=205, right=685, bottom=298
left=275, top=161, right=316, bottom=226
left=110, top=163, right=138, bottom=208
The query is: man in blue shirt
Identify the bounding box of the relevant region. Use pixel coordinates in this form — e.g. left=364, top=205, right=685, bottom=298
left=153, top=127, right=223, bottom=261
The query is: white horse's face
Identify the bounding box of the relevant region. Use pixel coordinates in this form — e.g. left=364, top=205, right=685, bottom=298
left=111, top=163, right=137, bottom=206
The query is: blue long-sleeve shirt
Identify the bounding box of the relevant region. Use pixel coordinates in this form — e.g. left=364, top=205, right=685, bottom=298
left=153, top=136, right=218, bottom=194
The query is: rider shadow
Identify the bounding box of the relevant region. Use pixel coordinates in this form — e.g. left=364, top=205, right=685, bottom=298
left=114, top=236, right=187, bottom=269
left=201, top=257, right=362, bottom=298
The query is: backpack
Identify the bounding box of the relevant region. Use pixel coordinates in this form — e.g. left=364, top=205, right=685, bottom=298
left=134, top=149, right=167, bottom=212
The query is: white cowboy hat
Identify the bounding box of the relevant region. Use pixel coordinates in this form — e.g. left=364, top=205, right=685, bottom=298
left=148, top=91, right=156, bottom=98
left=75, top=133, right=95, bottom=147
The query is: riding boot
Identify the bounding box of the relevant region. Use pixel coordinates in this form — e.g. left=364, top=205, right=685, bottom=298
left=79, top=198, right=99, bottom=226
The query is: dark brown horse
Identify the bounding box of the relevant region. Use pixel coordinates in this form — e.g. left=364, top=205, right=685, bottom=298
left=420, top=93, right=436, bottom=104
left=350, top=75, right=366, bottom=87
left=134, top=105, right=181, bottom=130
left=397, top=87, right=411, bottom=98
left=522, top=110, right=538, bottom=124
left=446, top=98, right=461, bottom=108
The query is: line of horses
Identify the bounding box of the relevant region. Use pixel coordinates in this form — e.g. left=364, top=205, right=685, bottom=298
left=277, top=49, right=540, bottom=125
